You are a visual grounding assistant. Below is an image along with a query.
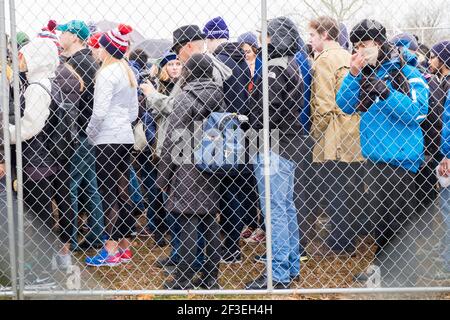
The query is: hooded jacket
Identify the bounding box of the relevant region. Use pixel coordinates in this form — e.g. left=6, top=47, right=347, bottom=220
left=213, top=42, right=251, bottom=115
left=145, top=53, right=232, bottom=159
left=253, top=19, right=312, bottom=136
left=9, top=38, right=60, bottom=172
left=440, top=75, right=450, bottom=159
left=0, top=67, right=11, bottom=163
left=336, top=57, right=429, bottom=173
left=249, top=17, right=304, bottom=162
left=156, top=79, right=223, bottom=215
left=64, top=48, right=99, bottom=135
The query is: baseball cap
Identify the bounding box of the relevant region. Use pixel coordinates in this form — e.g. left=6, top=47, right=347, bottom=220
left=57, top=20, right=91, bottom=41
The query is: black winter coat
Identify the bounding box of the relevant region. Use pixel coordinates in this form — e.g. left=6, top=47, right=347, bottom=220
left=214, top=43, right=251, bottom=115
left=64, top=49, right=99, bottom=135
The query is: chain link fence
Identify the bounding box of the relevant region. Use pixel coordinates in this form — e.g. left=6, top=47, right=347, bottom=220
left=1, top=0, right=450, bottom=299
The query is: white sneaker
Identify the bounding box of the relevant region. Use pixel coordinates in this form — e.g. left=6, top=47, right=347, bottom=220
left=52, top=253, right=73, bottom=271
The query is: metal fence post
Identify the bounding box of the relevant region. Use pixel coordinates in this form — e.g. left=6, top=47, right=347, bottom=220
left=260, top=0, right=273, bottom=292
left=0, top=0, right=18, bottom=300
left=8, top=0, right=24, bottom=300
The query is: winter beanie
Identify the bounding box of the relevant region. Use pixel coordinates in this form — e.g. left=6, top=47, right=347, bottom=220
left=37, top=20, right=61, bottom=54
left=87, top=32, right=103, bottom=49
left=99, top=24, right=133, bottom=60
left=238, top=32, right=260, bottom=49
left=432, top=41, right=450, bottom=68
left=391, top=32, right=419, bottom=51
left=203, top=17, right=230, bottom=40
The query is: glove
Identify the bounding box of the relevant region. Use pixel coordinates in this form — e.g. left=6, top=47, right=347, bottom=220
left=361, top=77, right=391, bottom=101
left=357, top=77, right=378, bottom=112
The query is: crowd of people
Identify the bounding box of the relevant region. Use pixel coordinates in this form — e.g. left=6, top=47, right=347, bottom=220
left=0, top=14, right=449, bottom=290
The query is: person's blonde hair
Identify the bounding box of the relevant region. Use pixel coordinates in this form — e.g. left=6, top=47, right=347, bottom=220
left=99, top=54, right=137, bottom=88
left=64, top=63, right=85, bottom=92
left=158, top=64, right=171, bottom=82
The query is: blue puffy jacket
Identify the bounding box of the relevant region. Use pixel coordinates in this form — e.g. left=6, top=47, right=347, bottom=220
left=441, top=89, right=450, bottom=158
left=336, top=59, right=429, bottom=173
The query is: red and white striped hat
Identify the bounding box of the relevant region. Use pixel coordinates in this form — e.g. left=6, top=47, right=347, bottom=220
left=99, top=24, right=133, bottom=59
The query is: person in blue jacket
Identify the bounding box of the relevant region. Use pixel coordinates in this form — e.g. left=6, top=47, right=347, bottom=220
left=433, top=41, right=450, bottom=281
left=336, top=19, right=429, bottom=287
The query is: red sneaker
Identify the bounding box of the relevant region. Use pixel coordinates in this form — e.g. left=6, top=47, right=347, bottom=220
left=119, top=249, right=133, bottom=263
left=241, top=227, right=255, bottom=239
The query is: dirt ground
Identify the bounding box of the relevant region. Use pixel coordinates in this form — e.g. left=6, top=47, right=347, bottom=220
left=70, top=220, right=450, bottom=300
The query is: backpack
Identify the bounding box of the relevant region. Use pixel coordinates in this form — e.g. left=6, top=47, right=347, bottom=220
left=194, top=111, right=249, bottom=177
left=29, top=82, right=80, bottom=164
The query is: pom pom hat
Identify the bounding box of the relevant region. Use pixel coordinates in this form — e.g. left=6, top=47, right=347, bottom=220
left=99, top=24, right=133, bottom=60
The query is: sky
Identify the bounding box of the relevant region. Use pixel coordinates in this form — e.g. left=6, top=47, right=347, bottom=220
left=4, top=0, right=450, bottom=42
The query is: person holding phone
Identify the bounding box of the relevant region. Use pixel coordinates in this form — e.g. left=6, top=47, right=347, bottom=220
left=336, top=19, right=429, bottom=287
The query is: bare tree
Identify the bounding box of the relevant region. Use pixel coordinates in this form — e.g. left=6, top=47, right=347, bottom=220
left=403, top=0, right=448, bottom=46
left=285, top=0, right=369, bottom=24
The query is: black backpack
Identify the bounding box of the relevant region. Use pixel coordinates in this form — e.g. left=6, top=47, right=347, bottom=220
left=29, top=82, right=80, bottom=164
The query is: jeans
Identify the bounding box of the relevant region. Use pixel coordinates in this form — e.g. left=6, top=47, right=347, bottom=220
left=129, top=167, right=145, bottom=211
left=440, top=187, right=450, bottom=272
left=70, top=135, right=104, bottom=247
left=254, top=152, right=300, bottom=283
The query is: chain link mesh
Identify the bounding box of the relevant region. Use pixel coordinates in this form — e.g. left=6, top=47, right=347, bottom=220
left=0, top=0, right=450, bottom=298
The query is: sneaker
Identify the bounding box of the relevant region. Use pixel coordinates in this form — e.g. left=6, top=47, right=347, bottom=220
left=245, top=229, right=266, bottom=244
left=254, top=254, right=267, bottom=263
left=241, top=227, right=255, bottom=239
left=51, top=253, right=73, bottom=271
left=137, top=227, right=153, bottom=238
left=221, top=250, right=242, bottom=264
left=255, top=254, right=309, bottom=264
left=119, top=249, right=133, bottom=263
left=85, top=249, right=122, bottom=267
left=24, top=273, right=57, bottom=290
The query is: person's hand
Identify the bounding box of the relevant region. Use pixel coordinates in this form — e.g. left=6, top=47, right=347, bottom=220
left=361, top=77, right=391, bottom=101
left=350, top=52, right=367, bottom=77
left=0, top=163, right=5, bottom=179
left=140, top=80, right=156, bottom=97
left=439, top=158, right=450, bottom=177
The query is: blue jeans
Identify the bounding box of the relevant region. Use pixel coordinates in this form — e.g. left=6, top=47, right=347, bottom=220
left=163, top=193, right=205, bottom=268
left=129, top=167, right=145, bottom=211
left=254, top=152, right=300, bottom=283
left=440, top=187, right=450, bottom=272
left=70, top=135, right=105, bottom=247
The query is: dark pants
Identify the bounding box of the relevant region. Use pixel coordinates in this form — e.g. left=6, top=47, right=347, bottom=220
left=414, top=155, right=441, bottom=238
left=302, top=160, right=365, bottom=253
left=367, top=161, right=418, bottom=285
left=135, top=152, right=167, bottom=239
left=95, top=144, right=135, bottom=241
left=174, top=213, right=221, bottom=283
left=219, top=174, right=257, bottom=255
left=1, top=178, right=61, bottom=284
left=23, top=165, right=74, bottom=244
left=241, top=172, right=260, bottom=230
